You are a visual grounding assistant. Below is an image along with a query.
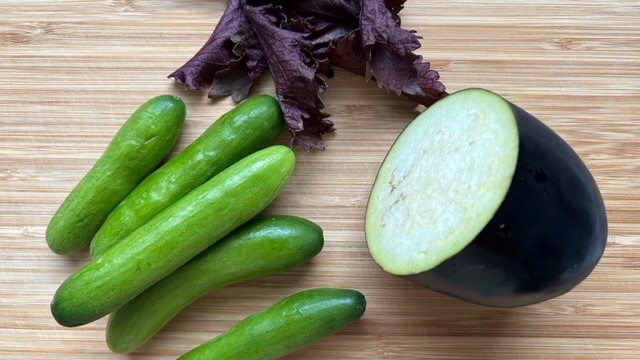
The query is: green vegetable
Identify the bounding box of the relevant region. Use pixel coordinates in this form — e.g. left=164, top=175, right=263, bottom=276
left=178, top=288, right=366, bottom=360
left=106, top=215, right=324, bottom=353
left=90, top=95, right=284, bottom=257
left=50, top=145, right=295, bottom=327
left=46, top=95, right=185, bottom=254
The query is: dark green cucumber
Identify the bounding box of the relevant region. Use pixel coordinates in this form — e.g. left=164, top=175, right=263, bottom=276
left=50, top=145, right=295, bottom=327
left=46, top=95, right=185, bottom=254
left=178, top=288, right=366, bottom=360
left=106, top=215, right=324, bottom=353
left=90, top=95, right=284, bottom=257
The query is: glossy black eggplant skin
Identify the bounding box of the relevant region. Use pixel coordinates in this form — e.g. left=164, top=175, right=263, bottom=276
left=409, top=103, right=608, bottom=307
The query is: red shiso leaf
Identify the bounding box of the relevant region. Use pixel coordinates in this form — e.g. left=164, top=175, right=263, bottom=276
left=243, top=3, right=334, bottom=150
left=168, top=0, right=246, bottom=91
left=384, top=0, right=407, bottom=15
left=208, top=18, right=269, bottom=101
left=169, top=0, right=447, bottom=149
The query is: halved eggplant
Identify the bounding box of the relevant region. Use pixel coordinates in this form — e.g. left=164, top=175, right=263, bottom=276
left=365, top=88, right=607, bottom=307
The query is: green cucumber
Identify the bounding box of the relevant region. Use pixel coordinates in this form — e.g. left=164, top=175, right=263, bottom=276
left=178, top=288, right=366, bottom=360
left=50, top=145, right=295, bottom=327
left=90, top=95, right=284, bottom=257
left=46, top=95, right=185, bottom=254
left=106, top=215, right=324, bottom=353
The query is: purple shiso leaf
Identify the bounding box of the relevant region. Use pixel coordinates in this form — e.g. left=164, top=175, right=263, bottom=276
left=169, top=0, right=447, bottom=149
left=243, top=3, right=334, bottom=150
left=169, top=0, right=247, bottom=91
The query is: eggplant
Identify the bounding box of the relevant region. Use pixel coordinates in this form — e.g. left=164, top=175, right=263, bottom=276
left=365, top=88, right=607, bottom=307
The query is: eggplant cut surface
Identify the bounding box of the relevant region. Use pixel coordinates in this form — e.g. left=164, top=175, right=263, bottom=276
left=366, top=88, right=520, bottom=275
left=365, top=88, right=607, bottom=307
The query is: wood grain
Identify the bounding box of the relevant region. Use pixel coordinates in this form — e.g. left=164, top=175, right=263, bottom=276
left=1, top=1, right=639, bottom=359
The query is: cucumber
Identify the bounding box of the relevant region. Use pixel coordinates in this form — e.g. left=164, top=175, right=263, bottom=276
left=50, top=145, right=295, bottom=327
left=106, top=215, right=324, bottom=353
left=178, top=288, right=366, bottom=360
left=90, top=95, right=284, bottom=257
left=46, top=95, right=185, bottom=254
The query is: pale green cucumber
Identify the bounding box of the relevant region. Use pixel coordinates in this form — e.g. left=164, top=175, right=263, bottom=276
left=178, top=288, right=366, bottom=360
left=90, top=95, right=284, bottom=257
left=106, top=215, right=324, bottom=353
left=50, top=145, right=295, bottom=327
left=46, top=95, right=185, bottom=254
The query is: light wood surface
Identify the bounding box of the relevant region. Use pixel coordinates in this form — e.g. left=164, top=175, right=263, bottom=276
left=1, top=1, right=639, bottom=359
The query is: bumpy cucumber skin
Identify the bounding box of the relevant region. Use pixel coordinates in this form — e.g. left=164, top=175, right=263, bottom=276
left=50, top=145, right=295, bottom=327
left=90, top=95, right=284, bottom=257
left=46, top=95, right=185, bottom=255
left=106, top=215, right=324, bottom=353
left=178, top=288, right=366, bottom=360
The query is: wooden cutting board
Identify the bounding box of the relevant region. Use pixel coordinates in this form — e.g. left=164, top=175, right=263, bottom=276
left=1, top=1, right=638, bottom=359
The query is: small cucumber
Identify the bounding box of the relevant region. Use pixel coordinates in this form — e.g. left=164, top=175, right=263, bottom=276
left=50, top=145, right=295, bottom=327
left=90, top=95, right=284, bottom=257
left=106, top=215, right=324, bottom=353
left=178, top=288, right=366, bottom=360
left=46, top=95, right=185, bottom=254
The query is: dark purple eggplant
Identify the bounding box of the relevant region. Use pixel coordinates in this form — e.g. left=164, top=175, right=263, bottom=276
left=365, top=88, right=607, bottom=307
